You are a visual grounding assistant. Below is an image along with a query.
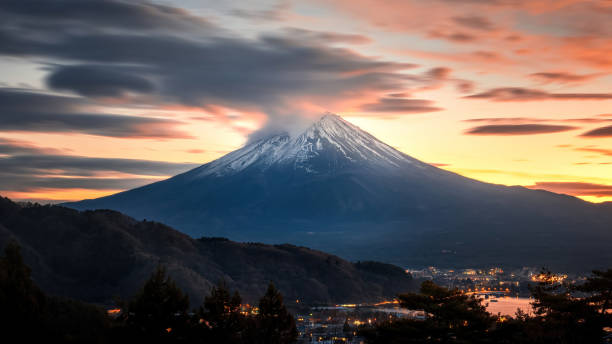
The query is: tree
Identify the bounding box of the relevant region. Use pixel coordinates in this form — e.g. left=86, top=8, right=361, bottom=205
left=0, top=241, right=46, bottom=340
left=522, top=269, right=610, bottom=344
left=575, top=269, right=612, bottom=316
left=118, top=265, right=190, bottom=341
left=361, top=280, right=495, bottom=343
left=1, top=242, right=110, bottom=343
left=199, top=280, right=246, bottom=343
left=253, top=282, right=298, bottom=344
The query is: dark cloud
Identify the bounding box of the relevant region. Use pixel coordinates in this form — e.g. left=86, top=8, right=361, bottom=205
left=0, top=174, right=154, bottom=192
left=0, top=89, right=191, bottom=139
left=0, top=137, right=199, bottom=194
left=465, top=87, right=612, bottom=101
left=0, top=9, right=416, bottom=117
left=0, top=137, right=62, bottom=155
left=46, top=65, right=155, bottom=97
left=465, top=124, right=578, bottom=135
left=527, top=182, right=612, bottom=197
left=0, top=154, right=198, bottom=178
left=529, top=72, right=602, bottom=84
left=360, top=97, right=443, bottom=113
left=0, top=0, right=209, bottom=32
left=0, top=150, right=198, bottom=193
left=452, top=15, right=495, bottom=31
left=580, top=125, right=612, bottom=137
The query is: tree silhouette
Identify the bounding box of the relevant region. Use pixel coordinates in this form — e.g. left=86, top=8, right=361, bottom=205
left=361, top=280, right=495, bottom=343
left=118, top=265, right=189, bottom=341
left=0, top=241, right=46, bottom=340
left=199, top=280, right=245, bottom=343
left=523, top=269, right=609, bottom=344
left=1, top=242, right=109, bottom=343
left=254, top=282, right=297, bottom=344
left=575, top=269, right=612, bottom=316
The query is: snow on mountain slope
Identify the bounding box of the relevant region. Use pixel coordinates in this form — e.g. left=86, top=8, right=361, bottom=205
left=192, top=113, right=431, bottom=177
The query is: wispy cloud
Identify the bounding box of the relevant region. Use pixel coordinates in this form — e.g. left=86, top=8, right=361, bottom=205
left=529, top=72, right=604, bottom=84
left=0, top=89, right=192, bottom=139
left=580, top=125, right=612, bottom=138
left=465, top=124, right=578, bottom=135
left=465, top=87, right=612, bottom=101
left=360, top=98, right=443, bottom=114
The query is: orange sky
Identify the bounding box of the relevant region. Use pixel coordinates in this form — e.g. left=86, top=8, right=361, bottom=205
left=0, top=0, right=610, bottom=203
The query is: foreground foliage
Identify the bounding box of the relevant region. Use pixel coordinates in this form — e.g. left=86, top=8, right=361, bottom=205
left=0, top=242, right=297, bottom=343
left=361, top=270, right=612, bottom=344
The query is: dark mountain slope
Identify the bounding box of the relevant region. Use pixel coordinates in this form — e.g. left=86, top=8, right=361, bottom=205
left=0, top=196, right=416, bottom=306
left=65, top=114, right=612, bottom=272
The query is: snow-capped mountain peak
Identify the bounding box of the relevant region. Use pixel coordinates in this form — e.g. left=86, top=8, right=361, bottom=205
left=192, top=113, right=429, bottom=177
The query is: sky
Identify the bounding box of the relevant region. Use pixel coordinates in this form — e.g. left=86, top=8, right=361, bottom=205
left=0, top=0, right=611, bottom=203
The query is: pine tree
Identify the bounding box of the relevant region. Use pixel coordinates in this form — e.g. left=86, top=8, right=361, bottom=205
left=200, top=280, right=245, bottom=343
left=119, top=265, right=189, bottom=340
left=255, top=282, right=298, bottom=344
left=361, top=280, right=495, bottom=343
left=526, top=269, right=609, bottom=343
left=575, top=269, right=612, bottom=316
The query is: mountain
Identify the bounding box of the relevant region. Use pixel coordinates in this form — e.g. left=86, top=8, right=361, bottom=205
left=0, top=196, right=416, bottom=306
left=66, top=114, right=612, bottom=272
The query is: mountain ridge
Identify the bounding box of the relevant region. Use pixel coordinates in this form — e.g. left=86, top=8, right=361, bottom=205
left=0, top=196, right=416, bottom=306
left=66, top=114, right=612, bottom=272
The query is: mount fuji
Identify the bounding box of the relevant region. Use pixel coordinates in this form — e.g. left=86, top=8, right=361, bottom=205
left=66, top=114, right=612, bottom=271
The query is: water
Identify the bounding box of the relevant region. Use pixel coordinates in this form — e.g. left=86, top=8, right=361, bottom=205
left=484, top=297, right=533, bottom=316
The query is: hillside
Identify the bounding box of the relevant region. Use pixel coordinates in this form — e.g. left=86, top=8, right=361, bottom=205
left=66, top=114, right=612, bottom=272
left=0, top=196, right=416, bottom=306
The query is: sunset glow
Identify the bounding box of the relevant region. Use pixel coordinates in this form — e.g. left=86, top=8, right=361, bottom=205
left=0, top=0, right=610, bottom=203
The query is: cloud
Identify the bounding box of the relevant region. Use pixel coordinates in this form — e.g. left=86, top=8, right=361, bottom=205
left=0, top=137, right=199, bottom=194
left=574, top=147, right=612, bottom=157
left=360, top=97, right=443, bottom=113
left=452, top=15, right=495, bottom=31
left=455, top=80, right=475, bottom=93
left=231, top=0, right=291, bottom=22
left=0, top=137, right=63, bottom=155
left=0, top=89, right=192, bottom=139
left=527, top=182, right=612, bottom=198
left=0, top=154, right=199, bottom=194
left=0, top=175, right=154, bottom=192
left=465, top=87, right=612, bottom=101
left=0, top=7, right=417, bottom=121
left=579, top=125, right=612, bottom=138
left=283, top=28, right=373, bottom=44
left=465, top=124, right=578, bottom=135
left=0, top=154, right=198, bottom=178
left=426, top=67, right=452, bottom=80
left=46, top=65, right=156, bottom=97
left=464, top=117, right=612, bottom=124
left=0, top=0, right=209, bottom=32
left=529, top=71, right=603, bottom=84
left=319, top=0, right=612, bottom=73
left=428, top=31, right=478, bottom=43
